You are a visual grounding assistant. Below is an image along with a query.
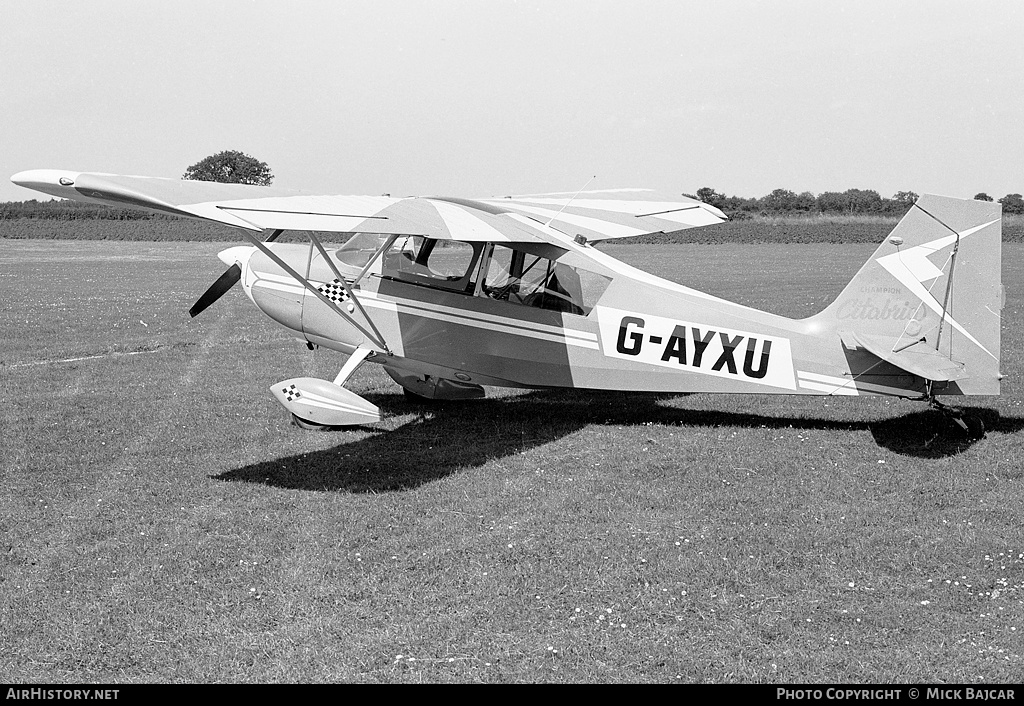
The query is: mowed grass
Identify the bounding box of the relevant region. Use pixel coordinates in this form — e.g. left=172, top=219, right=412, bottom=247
left=1, top=239, right=1023, bottom=683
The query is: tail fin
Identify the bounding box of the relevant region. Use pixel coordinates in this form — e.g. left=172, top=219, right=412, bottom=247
left=813, top=194, right=1002, bottom=395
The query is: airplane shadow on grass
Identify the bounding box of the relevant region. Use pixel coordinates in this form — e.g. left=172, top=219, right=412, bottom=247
left=215, top=390, right=1024, bottom=493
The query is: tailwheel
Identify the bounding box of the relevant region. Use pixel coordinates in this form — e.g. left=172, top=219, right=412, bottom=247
left=945, top=413, right=984, bottom=440
left=963, top=414, right=985, bottom=440
left=928, top=396, right=985, bottom=440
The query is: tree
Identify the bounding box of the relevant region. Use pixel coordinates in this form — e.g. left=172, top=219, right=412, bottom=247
left=793, top=191, right=816, bottom=213
left=695, top=187, right=725, bottom=208
left=843, top=188, right=883, bottom=214
left=719, top=194, right=759, bottom=218
left=183, top=150, right=274, bottom=185
left=882, top=190, right=919, bottom=215
left=999, top=193, right=1024, bottom=215
left=761, top=188, right=799, bottom=213
left=816, top=191, right=847, bottom=214
left=974, top=192, right=994, bottom=202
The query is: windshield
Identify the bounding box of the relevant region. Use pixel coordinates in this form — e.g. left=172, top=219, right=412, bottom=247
left=335, top=233, right=390, bottom=269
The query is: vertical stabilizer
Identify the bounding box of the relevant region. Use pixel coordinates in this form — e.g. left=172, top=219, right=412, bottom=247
left=813, top=195, right=1002, bottom=395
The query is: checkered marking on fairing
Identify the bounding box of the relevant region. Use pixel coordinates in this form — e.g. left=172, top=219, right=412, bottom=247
left=317, top=279, right=350, bottom=303
left=283, top=384, right=301, bottom=402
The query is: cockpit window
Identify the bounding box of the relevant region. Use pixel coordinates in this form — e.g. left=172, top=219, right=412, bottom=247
left=380, top=236, right=482, bottom=292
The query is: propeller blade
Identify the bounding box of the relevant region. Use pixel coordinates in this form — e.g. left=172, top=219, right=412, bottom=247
left=189, top=263, right=241, bottom=318
left=190, top=231, right=279, bottom=318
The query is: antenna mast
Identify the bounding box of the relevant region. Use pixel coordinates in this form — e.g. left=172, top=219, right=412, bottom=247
left=545, top=175, right=597, bottom=227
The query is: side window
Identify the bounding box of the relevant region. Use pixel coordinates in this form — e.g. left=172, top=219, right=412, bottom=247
left=479, top=245, right=610, bottom=315
left=380, top=236, right=481, bottom=292
left=484, top=244, right=515, bottom=291
left=424, top=240, right=477, bottom=279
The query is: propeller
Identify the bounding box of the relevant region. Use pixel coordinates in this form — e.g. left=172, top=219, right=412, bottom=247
left=189, top=263, right=241, bottom=318
left=189, top=230, right=282, bottom=318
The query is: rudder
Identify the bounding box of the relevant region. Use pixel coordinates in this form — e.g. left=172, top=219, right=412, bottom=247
left=813, top=194, right=1002, bottom=395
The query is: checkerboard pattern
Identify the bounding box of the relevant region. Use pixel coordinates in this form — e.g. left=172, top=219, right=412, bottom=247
left=317, top=279, right=350, bottom=303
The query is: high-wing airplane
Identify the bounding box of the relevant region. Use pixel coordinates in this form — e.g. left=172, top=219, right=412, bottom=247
left=12, top=169, right=1002, bottom=438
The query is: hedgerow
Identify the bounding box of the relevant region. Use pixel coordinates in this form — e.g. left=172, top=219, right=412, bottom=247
left=0, top=219, right=232, bottom=241
left=2, top=213, right=1021, bottom=244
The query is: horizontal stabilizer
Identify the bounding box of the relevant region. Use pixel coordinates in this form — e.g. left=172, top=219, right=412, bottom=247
left=271, top=377, right=381, bottom=426
left=842, top=331, right=966, bottom=382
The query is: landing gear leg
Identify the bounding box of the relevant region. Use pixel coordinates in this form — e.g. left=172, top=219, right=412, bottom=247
left=334, top=347, right=373, bottom=387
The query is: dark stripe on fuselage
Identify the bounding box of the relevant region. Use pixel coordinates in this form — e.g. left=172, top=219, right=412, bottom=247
left=376, top=278, right=578, bottom=387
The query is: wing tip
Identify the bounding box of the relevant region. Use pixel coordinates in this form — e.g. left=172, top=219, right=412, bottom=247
left=10, top=169, right=84, bottom=199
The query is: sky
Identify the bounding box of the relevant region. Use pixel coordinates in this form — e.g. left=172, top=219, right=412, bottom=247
left=2, top=0, right=1022, bottom=203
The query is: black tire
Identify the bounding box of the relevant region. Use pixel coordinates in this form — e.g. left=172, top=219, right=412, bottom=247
left=291, top=414, right=333, bottom=431
left=964, top=415, right=985, bottom=440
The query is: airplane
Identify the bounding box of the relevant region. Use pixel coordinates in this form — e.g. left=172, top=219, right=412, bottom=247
left=11, top=169, right=1003, bottom=439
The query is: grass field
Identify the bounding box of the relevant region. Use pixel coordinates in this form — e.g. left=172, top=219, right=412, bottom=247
left=1, top=239, right=1022, bottom=683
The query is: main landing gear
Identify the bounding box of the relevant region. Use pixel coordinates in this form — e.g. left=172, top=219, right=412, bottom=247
left=273, top=348, right=382, bottom=429
left=291, top=414, right=335, bottom=431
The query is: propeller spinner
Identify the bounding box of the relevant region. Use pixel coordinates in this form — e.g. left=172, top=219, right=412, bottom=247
left=189, top=232, right=281, bottom=317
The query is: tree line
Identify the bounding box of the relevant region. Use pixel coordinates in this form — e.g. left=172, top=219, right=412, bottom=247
left=0, top=199, right=175, bottom=220
left=689, top=187, right=1024, bottom=218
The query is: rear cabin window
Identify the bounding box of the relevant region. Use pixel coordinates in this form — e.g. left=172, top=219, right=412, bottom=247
left=479, top=244, right=610, bottom=316
left=380, top=236, right=482, bottom=293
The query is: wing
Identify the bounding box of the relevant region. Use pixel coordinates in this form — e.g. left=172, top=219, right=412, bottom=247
left=480, top=188, right=727, bottom=242
left=10, top=170, right=725, bottom=245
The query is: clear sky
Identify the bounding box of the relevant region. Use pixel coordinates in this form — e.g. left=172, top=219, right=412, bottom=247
left=2, top=0, right=1021, bottom=203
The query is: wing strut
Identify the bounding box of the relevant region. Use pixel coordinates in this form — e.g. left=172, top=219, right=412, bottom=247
left=235, top=230, right=392, bottom=354
left=303, top=230, right=390, bottom=353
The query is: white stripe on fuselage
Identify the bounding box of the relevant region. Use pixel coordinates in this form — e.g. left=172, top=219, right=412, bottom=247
left=796, top=369, right=916, bottom=397
left=250, top=273, right=599, bottom=349
left=358, top=289, right=597, bottom=343
left=366, top=297, right=599, bottom=349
